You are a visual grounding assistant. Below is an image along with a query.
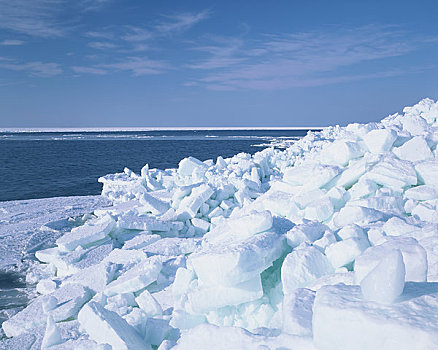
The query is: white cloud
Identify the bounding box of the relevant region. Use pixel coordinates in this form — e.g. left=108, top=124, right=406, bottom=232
left=187, top=26, right=426, bottom=90
left=0, top=0, right=65, bottom=37
left=72, top=66, right=107, bottom=75
left=0, top=59, right=62, bottom=77
left=81, top=0, right=114, bottom=12
left=121, top=26, right=153, bottom=42
left=120, top=10, right=210, bottom=43
left=0, top=39, right=25, bottom=46
left=98, top=57, right=168, bottom=75
left=88, top=41, right=117, bottom=50
left=155, top=10, right=211, bottom=35
left=85, top=31, right=115, bottom=40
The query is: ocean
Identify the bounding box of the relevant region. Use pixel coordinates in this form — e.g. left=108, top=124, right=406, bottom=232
left=0, top=129, right=314, bottom=201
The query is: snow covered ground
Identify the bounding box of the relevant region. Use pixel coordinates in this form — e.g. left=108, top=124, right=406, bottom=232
left=2, top=98, right=438, bottom=349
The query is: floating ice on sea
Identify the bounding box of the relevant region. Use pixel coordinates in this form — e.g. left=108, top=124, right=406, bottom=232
left=3, top=98, right=438, bottom=349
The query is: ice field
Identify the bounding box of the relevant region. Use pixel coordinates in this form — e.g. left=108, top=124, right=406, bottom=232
left=2, top=98, right=438, bottom=349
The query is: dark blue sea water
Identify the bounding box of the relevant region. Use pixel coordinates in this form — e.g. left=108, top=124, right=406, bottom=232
left=0, top=129, right=314, bottom=201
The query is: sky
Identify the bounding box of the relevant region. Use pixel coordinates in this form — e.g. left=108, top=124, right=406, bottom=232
left=0, top=0, right=437, bottom=128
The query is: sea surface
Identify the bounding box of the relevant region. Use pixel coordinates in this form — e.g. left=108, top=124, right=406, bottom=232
left=0, top=129, right=314, bottom=201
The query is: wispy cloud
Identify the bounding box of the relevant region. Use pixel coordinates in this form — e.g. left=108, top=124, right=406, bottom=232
left=0, top=39, right=25, bottom=46
left=88, top=41, right=117, bottom=50
left=98, top=57, right=168, bottom=75
left=72, top=66, right=107, bottom=75
left=74, top=57, right=168, bottom=76
left=186, top=37, right=246, bottom=69
left=0, top=0, right=65, bottom=37
left=112, top=10, right=211, bottom=45
left=80, top=0, right=114, bottom=12
left=121, top=26, right=153, bottom=42
left=186, top=26, right=425, bottom=90
left=0, top=57, right=62, bottom=77
left=85, top=31, right=115, bottom=40
left=155, top=10, right=211, bottom=35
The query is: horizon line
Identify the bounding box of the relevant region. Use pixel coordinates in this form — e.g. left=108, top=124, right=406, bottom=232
left=0, top=126, right=326, bottom=133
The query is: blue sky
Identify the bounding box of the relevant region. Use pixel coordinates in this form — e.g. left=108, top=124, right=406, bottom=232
left=0, top=0, right=437, bottom=127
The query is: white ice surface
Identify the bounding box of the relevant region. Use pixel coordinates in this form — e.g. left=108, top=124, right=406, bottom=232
left=3, top=98, right=438, bottom=350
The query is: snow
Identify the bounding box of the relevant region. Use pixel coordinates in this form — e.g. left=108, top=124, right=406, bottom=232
left=313, top=283, right=438, bottom=350
left=3, top=98, right=438, bottom=349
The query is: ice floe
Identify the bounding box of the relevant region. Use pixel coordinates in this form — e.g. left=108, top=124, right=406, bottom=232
left=2, top=98, right=438, bottom=349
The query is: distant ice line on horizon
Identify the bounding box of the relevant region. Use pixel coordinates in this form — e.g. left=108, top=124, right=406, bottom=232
left=0, top=126, right=325, bottom=133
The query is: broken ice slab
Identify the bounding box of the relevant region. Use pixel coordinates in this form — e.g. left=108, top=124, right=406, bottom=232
left=104, top=256, right=162, bottom=296
left=78, top=301, right=150, bottom=350
left=117, top=212, right=183, bottom=232
left=189, top=231, right=285, bottom=287
left=2, top=284, right=91, bottom=337
left=56, top=215, right=115, bottom=252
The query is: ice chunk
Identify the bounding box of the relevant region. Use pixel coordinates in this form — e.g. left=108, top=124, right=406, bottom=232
left=62, top=262, right=117, bottom=293
left=138, top=191, right=170, bottom=215
left=336, top=224, right=367, bottom=241
left=170, top=309, right=206, bottom=330
left=360, top=249, right=405, bottom=304
left=281, top=244, right=334, bottom=294
left=141, top=237, right=201, bottom=256
left=412, top=202, right=438, bottom=223
left=348, top=179, right=378, bottom=200
left=104, top=256, right=162, bottom=296
left=293, top=188, right=326, bottom=209
left=203, top=210, right=273, bottom=246
left=178, top=156, right=208, bottom=177
left=320, top=140, right=365, bottom=166
left=190, top=231, right=285, bottom=286
left=304, top=196, right=334, bottom=222
left=355, top=237, right=427, bottom=283
left=78, top=301, right=149, bottom=350
left=404, top=185, right=438, bottom=200
left=283, top=163, right=340, bottom=189
left=336, top=156, right=376, bottom=188
left=144, top=318, right=176, bottom=347
left=3, top=284, right=90, bottom=337
left=41, top=316, right=63, bottom=349
left=403, top=97, right=438, bottom=123
left=191, top=218, right=210, bottom=234
left=186, top=276, right=263, bottom=313
left=382, top=216, right=420, bottom=237
left=306, top=271, right=355, bottom=291
left=122, top=233, right=160, bottom=250
left=56, top=215, right=115, bottom=252
left=393, top=136, right=433, bottom=162
left=365, top=156, right=417, bottom=190
left=135, top=289, right=162, bottom=317
left=313, top=230, right=337, bottom=252
left=37, top=279, right=57, bottom=295
left=103, top=248, right=148, bottom=267
left=313, top=283, right=438, bottom=350
left=176, top=184, right=214, bottom=219
left=286, top=221, right=328, bottom=248
left=415, top=161, right=438, bottom=187
left=282, top=288, right=315, bottom=336
left=333, top=205, right=383, bottom=228
left=402, top=114, right=430, bottom=135
left=118, top=212, right=182, bottom=232
left=325, top=238, right=370, bottom=268
left=419, top=236, right=438, bottom=277
left=362, top=128, right=397, bottom=154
